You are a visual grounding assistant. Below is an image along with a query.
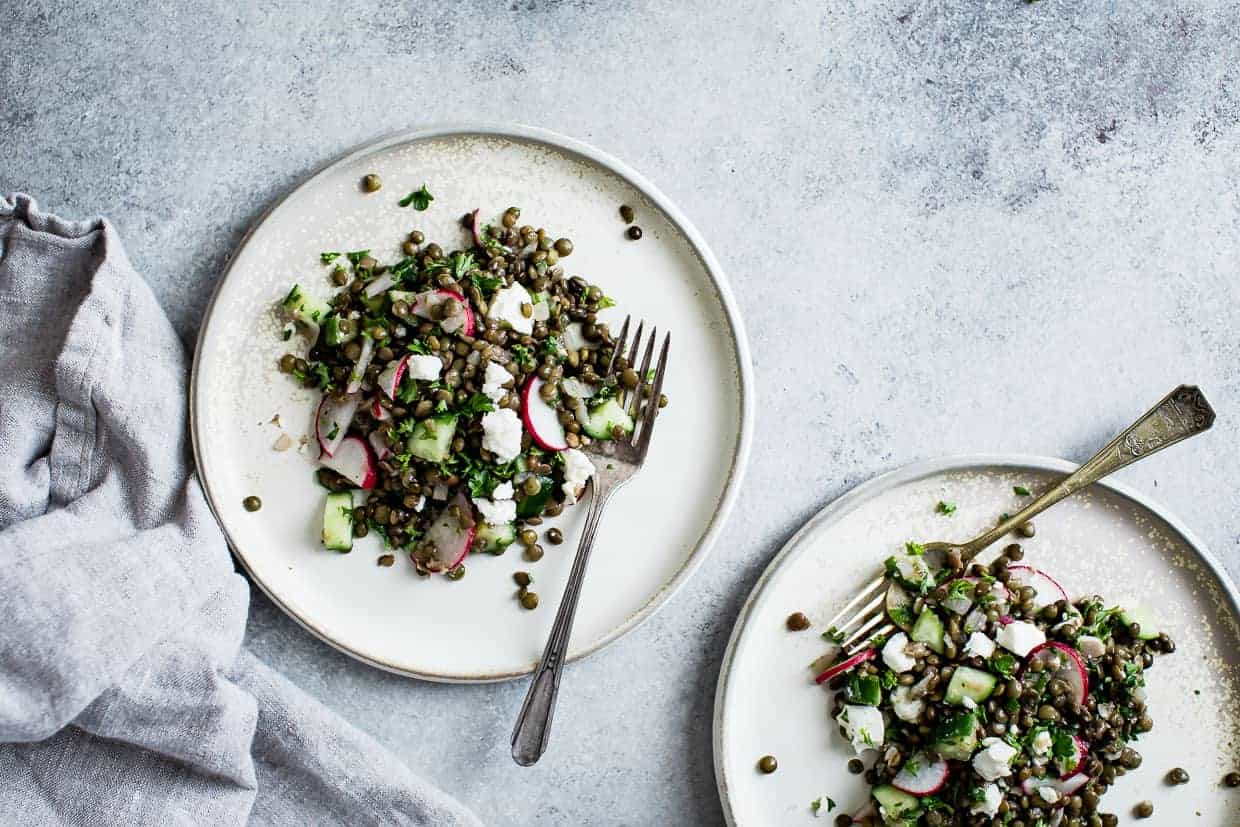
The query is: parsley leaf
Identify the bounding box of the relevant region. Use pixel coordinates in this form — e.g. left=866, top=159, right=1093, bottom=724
left=455, top=392, right=496, bottom=417
left=395, top=377, right=418, bottom=405
left=905, top=541, right=926, bottom=556
left=598, top=295, right=616, bottom=309
left=407, top=339, right=432, bottom=355
left=469, top=271, right=502, bottom=294
left=1014, top=485, right=1032, bottom=496
left=346, top=250, right=371, bottom=266
left=450, top=251, right=475, bottom=282
left=823, top=626, right=845, bottom=644
left=990, top=652, right=1018, bottom=678
left=399, top=184, right=434, bottom=210
left=510, top=344, right=535, bottom=370
left=936, top=500, right=957, bottom=515
left=320, top=251, right=341, bottom=264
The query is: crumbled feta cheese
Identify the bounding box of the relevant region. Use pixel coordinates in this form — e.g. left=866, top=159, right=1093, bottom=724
left=972, top=737, right=1017, bottom=781
left=488, top=283, right=534, bottom=335
left=412, top=495, right=426, bottom=512
left=491, top=481, right=514, bottom=500
left=890, top=686, right=924, bottom=722
left=473, top=496, right=516, bottom=526
left=881, top=632, right=917, bottom=673
left=1037, top=786, right=1061, bottom=804
left=1077, top=635, right=1106, bottom=659
left=892, top=554, right=935, bottom=587
left=561, top=448, right=596, bottom=505
left=1032, top=729, right=1053, bottom=755
left=995, top=620, right=1046, bottom=657
left=964, top=632, right=996, bottom=659
left=406, top=354, right=443, bottom=381
left=963, top=608, right=987, bottom=634
left=531, top=294, right=551, bottom=321
left=481, top=409, right=523, bottom=462
left=482, top=360, right=514, bottom=402
left=969, top=783, right=1002, bottom=817
left=835, top=704, right=884, bottom=755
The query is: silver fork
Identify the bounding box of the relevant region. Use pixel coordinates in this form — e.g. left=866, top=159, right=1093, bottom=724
left=818, top=385, right=1215, bottom=678
left=511, top=315, right=670, bottom=766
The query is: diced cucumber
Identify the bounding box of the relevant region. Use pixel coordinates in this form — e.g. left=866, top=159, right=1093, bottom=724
left=911, top=608, right=946, bottom=654
left=323, top=314, right=357, bottom=346
left=582, top=398, right=635, bottom=440
left=871, top=784, right=921, bottom=818
left=516, top=476, right=555, bottom=519
left=1118, top=606, right=1159, bottom=640
left=944, top=665, right=997, bottom=705
left=476, top=521, right=515, bottom=554
left=282, top=284, right=331, bottom=326
left=929, top=710, right=978, bottom=761
left=321, top=491, right=354, bottom=552
left=407, top=415, right=457, bottom=463
left=846, top=672, right=882, bottom=706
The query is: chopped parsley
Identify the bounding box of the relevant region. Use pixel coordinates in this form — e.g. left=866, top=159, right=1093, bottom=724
left=809, top=796, right=835, bottom=815
left=510, top=343, right=535, bottom=370
left=399, top=184, right=434, bottom=210
left=395, top=377, right=418, bottom=405
left=469, top=271, right=503, bottom=294
left=325, top=422, right=339, bottom=441
left=823, top=626, right=846, bottom=644
left=905, top=540, right=926, bottom=556
left=345, top=250, right=371, bottom=266
left=455, top=392, right=496, bottom=417
left=598, top=295, right=617, bottom=309
left=320, top=251, right=341, bottom=263
left=946, top=579, right=974, bottom=600
left=887, top=604, right=913, bottom=628
left=406, top=339, right=432, bottom=355
left=936, top=500, right=957, bottom=515
left=879, top=669, right=898, bottom=690
left=990, top=652, right=1018, bottom=678
left=1013, top=484, right=1032, bottom=496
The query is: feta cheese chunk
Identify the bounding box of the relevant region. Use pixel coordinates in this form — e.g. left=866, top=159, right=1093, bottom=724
left=473, top=496, right=516, bottom=526
left=969, top=783, right=1003, bottom=817
left=491, top=481, right=514, bottom=500
left=963, top=632, right=996, bottom=659
left=972, top=737, right=1017, bottom=781
left=531, top=294, right=551, bottom=321
left=406, top=354, right=443, bottom=381
left=1077, top=634, right=1106, bottom=659
left=561, top=448, right=596, bottom=505
left=995, top=620, right=1046, bottom=657
left=1031, top=729, right=1053, bottom=756
left=890, top=686, right=924, bottom=723
left=1037, top=786, right=1061, bottom=804
left=835, top=704, right=884, bottom=755
left=488, top=283, right=534, bottom=335
left=481, top=408, right=523, bottom=462
left=881, top=632, right=917, bottom=673
left=481, top=360, right=514, bottom=402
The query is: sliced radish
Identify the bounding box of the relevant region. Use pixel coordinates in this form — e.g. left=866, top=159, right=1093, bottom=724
left=470, top=208, right=485, bottom=247
left=1023, top=641, right=1088, bottom=704
left=345, top=336, right=374, bottom=394
left=814, top=648, right=876, bottom=685
left=1021, top=771, right=1088, bottom=799
left=363, top=272, right=394, bottom=298
left=376, top=355, right=409, bottom=400
left=409, top=289, right=475, bottom=336
left=1058, top=735, right=1088, bottom=778
left=315, top=393, right=359, bottom=457
left=892, top=754, right=949, bottom=797
left=521, top=376, right=568, bottom=451
left=371, top=398, right=392, bottom=421
left=425, top=492, right=476, bottom=570
left=1007, top=565, right=1069, bottom=607
left=318, top=435, right=376, bottom=489
left=367, top=429, right=392, bottom=460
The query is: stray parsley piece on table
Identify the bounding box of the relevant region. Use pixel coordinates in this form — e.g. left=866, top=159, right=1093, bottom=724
left=904, top=540, right=926, bottom=556
left=823, top=626, right=846, bottom=644
left=399, top=184, right=434, bottom=211
left=320, top=251, right=341, bottom=263
left=936, top=500, right=957, bottom=515
left=1014, top=484, right=1032, bottom=496
left=809, top=796, right=836, bottom=816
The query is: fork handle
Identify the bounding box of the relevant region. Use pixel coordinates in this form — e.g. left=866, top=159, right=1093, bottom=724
left=960, top=384, right=1215, bottom=561
left=511, top=479, right=611, bottom=766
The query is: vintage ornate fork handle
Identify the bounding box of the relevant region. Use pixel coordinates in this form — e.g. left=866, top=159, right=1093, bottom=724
left=956, top=384, right=1216, bottom=563
left=510, top=477, right=615, bottom=766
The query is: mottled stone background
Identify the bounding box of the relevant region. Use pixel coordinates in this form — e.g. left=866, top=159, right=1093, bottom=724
left=4, top=1, right=1238, bottom=824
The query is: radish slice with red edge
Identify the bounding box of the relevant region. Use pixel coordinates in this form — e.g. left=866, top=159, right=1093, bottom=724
left=367, top=429, right=392, bottom=460
left=371, top=398, right=391, bottom=421
left=470, top=208, right=485, bottom=247
left=1006, top=565, right=1069, bottom=607
left=814, top=648, right=876, bottom=685
left=1057, top=735, right=1088, bottom=778
left=1023, top=641, right=1088, bottom=704
left=363, top=272, right=394, bottom=298
left=521, top=376, right=568, bottom=451
left=1021, top=771, right=1088, bottom=799
left=345, top=336, right=374, bottom=394
left=425, top=492, right=476, bottom=570
left=410, top=289, right=475, bottom=336
left=316, top=393, right=359, bottom=457
left=376, top=355, right=408, bottom=400
left=892, top=754, right=949, bottom=796
left=318, top=435, right=376, bottom=489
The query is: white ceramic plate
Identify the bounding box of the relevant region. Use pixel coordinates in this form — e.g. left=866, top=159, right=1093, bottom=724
left=191, top=124, right=753, bottom=682
left=714, top=455, right=1240, bottom=825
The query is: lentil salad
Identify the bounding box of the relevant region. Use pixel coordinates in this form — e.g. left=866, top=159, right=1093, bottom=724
left=813, top=542, right=1175, bottom=826
left=278, top=201, right=665, bottom=585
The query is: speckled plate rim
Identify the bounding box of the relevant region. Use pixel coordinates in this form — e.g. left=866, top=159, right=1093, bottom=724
left=190, top=122, right=755, bottom=683
left=711, top=453, right=1240, bottom=826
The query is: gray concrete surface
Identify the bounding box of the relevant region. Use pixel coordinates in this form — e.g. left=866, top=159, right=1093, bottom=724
left=4, top=1, right=1239, bottom=824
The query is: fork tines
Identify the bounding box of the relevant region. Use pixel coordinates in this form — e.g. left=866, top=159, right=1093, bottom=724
left=606, top=314, right=670, bottom=461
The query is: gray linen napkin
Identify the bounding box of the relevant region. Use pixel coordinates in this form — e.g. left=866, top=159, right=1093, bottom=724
left=0, top=193, right=482, bottom=827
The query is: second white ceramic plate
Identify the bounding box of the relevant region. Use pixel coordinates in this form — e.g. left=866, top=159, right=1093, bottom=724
left=192, top=125, right=752, bottom=681
left=714, top=455, right=1240, bottom=825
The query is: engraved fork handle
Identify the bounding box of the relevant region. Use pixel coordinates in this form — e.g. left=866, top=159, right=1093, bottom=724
left=511, top=477, right=613, bottom=766
left=959, top=385, right=1216, bottom=562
